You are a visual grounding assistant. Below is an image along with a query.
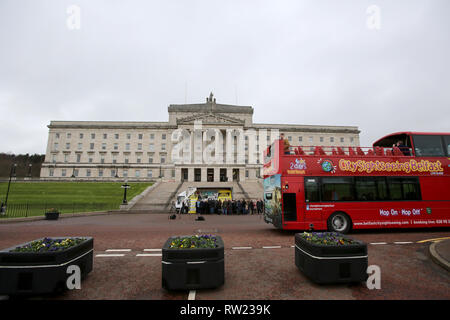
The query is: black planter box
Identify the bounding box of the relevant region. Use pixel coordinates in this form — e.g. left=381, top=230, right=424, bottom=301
left=0, top=237, right=93, bottom=295
left=45, top=211, right=60, bottom=220
left=295, top=233, right=368, bottom=284
left=162, top=235, right=224, bottom=290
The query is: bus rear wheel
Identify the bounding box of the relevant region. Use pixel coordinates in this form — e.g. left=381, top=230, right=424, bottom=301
left=327, top=212, right=351, bottom=234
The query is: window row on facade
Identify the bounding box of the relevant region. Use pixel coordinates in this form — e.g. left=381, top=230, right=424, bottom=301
left=54, top=132, right=167, bottom=140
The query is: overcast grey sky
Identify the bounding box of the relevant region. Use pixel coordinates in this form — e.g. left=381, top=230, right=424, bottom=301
left=0, top=0, right=449, bottom=154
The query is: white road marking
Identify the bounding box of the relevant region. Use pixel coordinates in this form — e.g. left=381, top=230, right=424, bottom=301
left=394, top=241, right=413, bottom=245
left=232, top=246, right=253, bottom=250
left=262, top=246, right=282, bottom=249
left=370, top=242, right=388, bottom=245
left=143, top=249, right=162, bottom=252
left=106, top=249, right=132, bottom=252
left=95, top=254, right=125, bottom=257
left=188, top=290, right=196, bottom=300
left=136, top=253, right=162, bottom=257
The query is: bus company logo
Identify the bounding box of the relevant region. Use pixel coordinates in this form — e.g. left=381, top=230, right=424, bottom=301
left=287, top=158, right=307, bottom=175
left=318, top=159, right=336, bottom=173
left=339, top=159, right=444, bottom=174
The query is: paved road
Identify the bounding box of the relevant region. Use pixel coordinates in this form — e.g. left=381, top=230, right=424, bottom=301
left=0, top=213, right=449, bottom=300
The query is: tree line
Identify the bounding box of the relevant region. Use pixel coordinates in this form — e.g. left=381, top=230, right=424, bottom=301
left=0, top=153, right=45, bottom=178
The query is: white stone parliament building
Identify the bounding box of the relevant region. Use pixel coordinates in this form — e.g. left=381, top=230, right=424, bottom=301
left=40, top=93, right=360, bottom=183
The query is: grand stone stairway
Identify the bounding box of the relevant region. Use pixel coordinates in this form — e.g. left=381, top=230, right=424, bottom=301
left=129, top=180, right=263, bottom=213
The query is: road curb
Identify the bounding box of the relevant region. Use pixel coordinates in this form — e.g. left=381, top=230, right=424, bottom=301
left=429, top=240, right=450, bottom=272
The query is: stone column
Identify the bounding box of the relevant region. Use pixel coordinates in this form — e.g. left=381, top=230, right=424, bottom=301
left=214, top=167, right=220, bottom=182
left=188, top=167, right=194, bottom=182
left=227, top=167, right=233, bottom=182
left=201, top=167, right=207, bottom=182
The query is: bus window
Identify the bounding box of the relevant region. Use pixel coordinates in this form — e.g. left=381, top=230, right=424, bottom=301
left=305, top=178, right=320, bottom=202
left=443, top=135, right=450, bottom=156
left=401, top=178, right=421, bottom=200
left=355, top=177, right=388, bottom=201
left=321, top=177, right=355, bottom=201
left=413, top=135, right=445, bottom=157
left=387, top=177, right=421, bottom=200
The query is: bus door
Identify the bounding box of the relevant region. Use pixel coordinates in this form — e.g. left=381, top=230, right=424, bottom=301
left=282, top=180, right=300, bottom=222
left=303, top=178, right=322, bottom=222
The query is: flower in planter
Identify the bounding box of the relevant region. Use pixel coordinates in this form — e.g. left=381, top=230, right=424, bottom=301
left=10, top=237, right=87, bottom=253
left=169, top=235, right=218, bottom=249
left=299, top=232, right=358, bottom=246
left=46, top=208, right=60, bottom=214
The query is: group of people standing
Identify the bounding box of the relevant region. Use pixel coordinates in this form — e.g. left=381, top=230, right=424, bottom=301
left=180, top=198, right=265, bottom=215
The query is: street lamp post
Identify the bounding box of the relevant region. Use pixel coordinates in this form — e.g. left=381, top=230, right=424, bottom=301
left=2, top=164, right=17, bottom=214
left=121, top=181, right=130, bottom=205
left=27, top=163, right=32, bottom=178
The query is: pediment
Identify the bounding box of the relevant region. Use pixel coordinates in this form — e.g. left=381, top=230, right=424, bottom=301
left=176, top=112, right=244, bottom=125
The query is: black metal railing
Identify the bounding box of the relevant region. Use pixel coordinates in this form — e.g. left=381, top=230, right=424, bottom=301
left=0, top=203, right=120, bottom=219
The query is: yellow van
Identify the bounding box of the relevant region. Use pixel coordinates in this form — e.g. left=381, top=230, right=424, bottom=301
left=217, top=189, right=232, bottom=202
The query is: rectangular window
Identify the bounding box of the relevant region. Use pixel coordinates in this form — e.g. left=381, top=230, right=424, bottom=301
left=100, top=155, right=105, bottom=164
left=148, top=157, right=153, bottom=163
left=135, top=170, right=140, bottom=177
left=123, top=170, right=128, bottom=177
left=150, top=133, right=155, bottom=140
left=161, top=143, right=166, bottom=151
left=137, top=157, right=141, bottom=163
left=49, top=168, right=54, bottom=177
left=90, top=143, right=94, bottom=150
left=64, top=154, right=69, bottom=162
left=126, top=143, right=130, bottom=150
left=52, top=154, right=56, bottom=163
left=78, top=143, right=82, bottom=150
left=305, top=178, right=320, bottom=202
left=162, top=133, right=166, bottom=140
left=62, top=169, right=66, bottom=177
left=340, top=137, right=345, bottom=143
left=149, top=143, right=155, bottom=152
left=127, top=133, right=131, bottom=139
left=79, top=133, right=83, bottom=139
left=67, top=133, right=71, bottom=139
left=138, top=143, right=142, bottom=150
left=309, top=137, right=313, bottom=144
left=330, top=137, right=334, bottom=143
left=114, top=143, right=118, bottom=150
left=86, top=169, right=91, bottom=177
left=321, top=177, right=355, bottom=201
left=111, top=170, right=116, bottom=177
left=319, top=137, right=324, bottom=143
left=53, top=142, right=59, bottom=150
left=55, top=133, right=60, bottom=139
left=387, top=177, right=421, bottom=200
left=115, top=133, right=119, bottom=139
left=99, top=170, right=103, bottom=177
left=103, top=133, right=107, bottom=139
left=355, top=177, right=388, bottom=201
left=102, top=143, right=106, bottom=150
left=125, top=158, right=129, bottom=164
left=76, top=154, right=81, bottom=163
left=66, top=143, right=70, bottom=150
left=91, top=133, right=95, bottom=139
left=161, top=156, right=166, bottom=164
left=444, top=135, right=450, bottom=156
left=147, top=170, right=153, bottom=178
left=88, top=157, right=93, bottom=163
left=138, top=134, right=143, bottom=140
left=298, top=136, right=303, bottom=142
left=413, top=135, right=445, bottom=157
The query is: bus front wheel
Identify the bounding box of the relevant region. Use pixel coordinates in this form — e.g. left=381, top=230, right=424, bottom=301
left=327, top=212, right=352, bottom=234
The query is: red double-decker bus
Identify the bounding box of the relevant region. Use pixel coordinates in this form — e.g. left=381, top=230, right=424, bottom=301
left=263, top=132, right=450, bottom=233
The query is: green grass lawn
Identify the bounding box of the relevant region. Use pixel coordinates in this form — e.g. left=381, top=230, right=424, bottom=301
left=0, top=181, right=152, bottom=218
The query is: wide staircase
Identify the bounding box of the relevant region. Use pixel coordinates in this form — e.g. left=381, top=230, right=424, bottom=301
left=129, top=180, right=263, bottom=213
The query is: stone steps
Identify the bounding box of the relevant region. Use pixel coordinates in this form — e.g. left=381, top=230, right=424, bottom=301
left=131, top=180, right=264, bottom=212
